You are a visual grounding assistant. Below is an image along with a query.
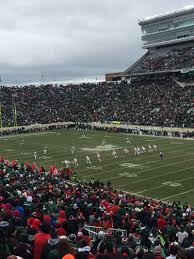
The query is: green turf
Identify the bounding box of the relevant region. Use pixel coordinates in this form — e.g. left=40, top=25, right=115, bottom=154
left=1, top=129, right=194, bottom=205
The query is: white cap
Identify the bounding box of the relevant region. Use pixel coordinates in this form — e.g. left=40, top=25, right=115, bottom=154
left=27, top=196, right=33, bottom=202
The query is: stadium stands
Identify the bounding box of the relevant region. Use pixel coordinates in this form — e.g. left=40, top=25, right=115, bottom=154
left=128, top=45, right=194, bottom=74
left=0, top=77, right=194, bottom=128
left=0, top=157, right=194, bottom=259
left=1, top=5, right=194, bottom=259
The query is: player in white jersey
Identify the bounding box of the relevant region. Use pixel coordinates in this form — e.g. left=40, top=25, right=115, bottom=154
left=102, top=139, right=106, bottom=146
left=73, top=158, right=79, bottom=167
left=137, top=147, right=141, bottom=155
left=123, top=148, right=129, bottom=154
left=86, top=155, right=91, bottom=165
left=64, top=160, right=70, bottom=168
left=134, top=147, right=137, bottom=155
left=148, top=145, right=153, bottom=152
left=34, top=152, right=37, bottom=161
left=96, top=153, right=102, bottom=162
left=71, top=146, right=75, bottom=154
left=126, top=138, right=131, bottom=145
left=21, top=139, right=24, bottom=145
left=112, top=150, right=117, bottom=158
left=43, top=146, right=47, bottom=155
left=153, top=144, right=157, bottom=151
left=142, top=146, right=146, bottom=153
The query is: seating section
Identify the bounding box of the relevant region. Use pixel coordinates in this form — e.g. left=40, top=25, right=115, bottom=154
left=0, top=157, right=194, bottom=259
left=129, top=46, right=194, bottom=74
left=0, top=78, right=194, bottom=127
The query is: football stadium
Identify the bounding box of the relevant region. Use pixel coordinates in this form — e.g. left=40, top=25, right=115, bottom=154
left=0, top=3, right=194, bottom=259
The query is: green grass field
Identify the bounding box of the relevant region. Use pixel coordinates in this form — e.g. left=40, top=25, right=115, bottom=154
left=1, top=129, right=194, bottom=205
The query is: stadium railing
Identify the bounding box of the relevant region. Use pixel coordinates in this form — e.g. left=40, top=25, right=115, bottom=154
left=84, top=225, right=127, bottom=241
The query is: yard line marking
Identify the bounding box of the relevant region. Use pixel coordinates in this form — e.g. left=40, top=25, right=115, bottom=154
left=119, top=162, right=194, bottom=187
left=162, top=188, right=194, bottom=200
left=79, top=142, right=194, bottom=174
left=137, top=175, right=194, bottom=194
left=87, top=155, right=194, bottom=179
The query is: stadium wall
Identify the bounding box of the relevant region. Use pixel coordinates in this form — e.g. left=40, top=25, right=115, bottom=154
left=1, top=121, right=194, bottom=136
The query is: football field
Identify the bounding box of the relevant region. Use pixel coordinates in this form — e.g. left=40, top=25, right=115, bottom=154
left=1, top=129, right=194, bottom=205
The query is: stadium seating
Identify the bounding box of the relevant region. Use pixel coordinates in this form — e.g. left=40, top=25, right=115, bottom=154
left=0, top=157, right=194, bottom=259
left=0, top=77, right=194, bottom=128
left=128, top=45, right=194, bottom=74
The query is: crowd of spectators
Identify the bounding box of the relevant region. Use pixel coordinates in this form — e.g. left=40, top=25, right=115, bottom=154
left=0, top=157, right=194, bottom=259
left=0, top=77, right=194, bottom=128
left=132, top=47, right=194, bottom=74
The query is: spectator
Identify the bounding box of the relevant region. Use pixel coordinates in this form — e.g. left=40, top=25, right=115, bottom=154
left=48, top=238, right=75, bottom=259
left=41, top=228, right=59, bottom=259
left=166, top=245, right=178, bottom=259
left=34, top=223, right=51, bottom=259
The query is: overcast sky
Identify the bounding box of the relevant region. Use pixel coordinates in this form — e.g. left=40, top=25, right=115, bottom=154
left=0, top=0, right=193, bottom=83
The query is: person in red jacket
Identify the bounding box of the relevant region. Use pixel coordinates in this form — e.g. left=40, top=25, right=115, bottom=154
left=58, top=210, right=66, bottom=224
left=157, top=215, right=166, bottom=230
left=34, top=223, right=51, bottom=259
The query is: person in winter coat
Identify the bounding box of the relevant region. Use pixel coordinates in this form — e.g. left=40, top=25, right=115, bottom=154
left=75, top=239, right=94, bottom=259
left=48, top=238, right=75, bottom=259
left=41, top=228, right=59, bottom=259
left=13, top=231, right=33, bottom=259
left=34, top=223, right=51, bottom=259
left=0, top=222, right=11, bottom=259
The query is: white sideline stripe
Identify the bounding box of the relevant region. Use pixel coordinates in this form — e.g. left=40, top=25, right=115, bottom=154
left=115, top=188, right=167, bottom=204
left=137, top=175, right=194, bottom=194
left=119, top=161, right=194, bottom=187
left=162, top=188, right=194, bottom=200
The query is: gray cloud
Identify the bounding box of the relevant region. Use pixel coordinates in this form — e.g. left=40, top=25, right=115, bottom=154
left=0, top=0, right=193, bottom=83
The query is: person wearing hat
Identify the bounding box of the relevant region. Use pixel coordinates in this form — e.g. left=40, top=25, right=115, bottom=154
left=55, top=221, right=66, bottom=237
left=118, top=237, right=134, bottom=259
left=58, top=211, right=66, bottom=224
left=93, top=231, right=105, bottom=254
left=67, top=234, right=77, bottom=250
left=153, top=245, right=164, bottom=259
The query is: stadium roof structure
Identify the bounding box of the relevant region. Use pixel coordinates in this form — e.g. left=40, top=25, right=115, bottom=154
left=105, top=6, right=194, bottom=81
left=138, top=5, right=194, bottom=25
